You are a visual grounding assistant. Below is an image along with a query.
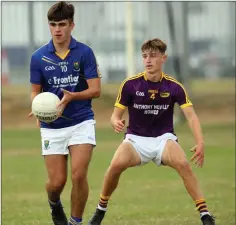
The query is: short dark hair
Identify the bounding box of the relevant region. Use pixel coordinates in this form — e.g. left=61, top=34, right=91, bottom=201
left=141, top=38, right=167, bottom=54
left=47, top=1, right=74, bottom=22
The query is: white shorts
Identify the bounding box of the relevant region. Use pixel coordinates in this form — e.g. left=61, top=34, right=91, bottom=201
left=40, top=119, right=96, bottom=156
left=123, top=133, right=178, bottom=166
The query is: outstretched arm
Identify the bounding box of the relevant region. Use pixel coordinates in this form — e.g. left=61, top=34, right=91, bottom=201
left=181, top=106, right=205, bottom=167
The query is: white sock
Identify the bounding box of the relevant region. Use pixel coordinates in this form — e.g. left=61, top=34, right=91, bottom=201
left=97, top=204, right=107, bottom=212
left=200, top=212, right=211, bottom=218
left=69, top=217, right=82, bottom=225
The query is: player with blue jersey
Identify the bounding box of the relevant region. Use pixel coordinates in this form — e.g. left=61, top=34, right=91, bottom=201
left=29, top=2, right=101, bottom=225
left=88, top=39, right=216, bottom=225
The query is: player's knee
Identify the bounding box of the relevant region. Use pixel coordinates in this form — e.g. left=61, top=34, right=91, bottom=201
left=175, top=160, right=192, bottom=174
left=109, top=160, right=128, bottom=174
left=71, top=169, right=87, bottom=184
left=47, top=176, right=66, bottom=191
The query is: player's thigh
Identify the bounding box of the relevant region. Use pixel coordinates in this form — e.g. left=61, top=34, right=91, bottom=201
left=110, top=142, right=141, bottom=170
left=69, top=144, right=93, bottom=179
left=161, top=139, right=188, bottom=170
left=44, top=155, right=68, bottom=184
left=68, top=120, right=96, bottom=178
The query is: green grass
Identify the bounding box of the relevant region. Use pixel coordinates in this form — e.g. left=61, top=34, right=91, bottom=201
left=2, top=123, right=235, bottom=225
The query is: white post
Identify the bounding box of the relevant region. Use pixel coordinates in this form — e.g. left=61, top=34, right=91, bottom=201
left=125, top=2, right=135, bottom=78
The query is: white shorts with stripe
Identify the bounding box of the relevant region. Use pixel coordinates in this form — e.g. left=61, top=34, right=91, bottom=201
left=123, top=133, right=177, bottom=166
left=40, top=119, right=96, bottom=155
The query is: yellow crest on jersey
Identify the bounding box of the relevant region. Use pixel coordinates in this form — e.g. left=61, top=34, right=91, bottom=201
left=73, top=62, right=80, bottom=71
left=160, top=92, right=170, bottom=98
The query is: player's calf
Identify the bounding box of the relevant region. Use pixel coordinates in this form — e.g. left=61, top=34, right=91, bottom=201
left=88, top=142, right=141, bottom=224
left=87, top=165, right=121, bottom=225
left=45, top=161, right=68, bottom=224
left=46, top=180, right=66, bottom=202
left=161, top=140, right=215, bottom=222
left=69, top=144, right=93, bottom=223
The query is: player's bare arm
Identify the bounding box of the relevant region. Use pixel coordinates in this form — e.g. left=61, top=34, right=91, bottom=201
left=30, top=83, right=42, bottom=100
left=111, top=107, right=126, bottom=133
left=68, top=77, right=100, bottom=100
left=57, top=78, right=101, bottom=112
left=181, top=106, right=205, bottom=167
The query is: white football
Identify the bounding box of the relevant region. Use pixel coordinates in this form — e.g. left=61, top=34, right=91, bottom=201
left=32, top=92, right=61, bottom=123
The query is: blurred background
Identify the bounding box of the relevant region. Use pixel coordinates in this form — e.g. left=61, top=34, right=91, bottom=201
left=1, top=2, right=235, bottom=225
left=2, top=1, right=235, bottom=83
left=2, top=1, right=235, bottom=126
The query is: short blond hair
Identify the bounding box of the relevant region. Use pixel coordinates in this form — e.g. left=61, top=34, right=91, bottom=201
left=141, top=38, right=167, bottom=54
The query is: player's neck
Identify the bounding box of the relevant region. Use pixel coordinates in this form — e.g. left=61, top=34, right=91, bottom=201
left=53, top=37, right=71, bottom=55
left=145, top=71, right=162, bottom=82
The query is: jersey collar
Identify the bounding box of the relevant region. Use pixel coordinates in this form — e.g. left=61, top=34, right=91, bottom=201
left=47, top=36, right=77, bottom=53
left=143, top=71, right=164, bottom=82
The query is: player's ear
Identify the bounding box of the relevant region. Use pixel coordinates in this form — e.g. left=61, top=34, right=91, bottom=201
left=162, top=54, right=168, bottom=62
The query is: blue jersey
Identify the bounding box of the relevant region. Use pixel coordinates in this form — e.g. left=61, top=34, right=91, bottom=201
left=30, top=37, right=100, bottom=129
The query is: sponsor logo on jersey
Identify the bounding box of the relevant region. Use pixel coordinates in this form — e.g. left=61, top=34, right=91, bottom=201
left=45, top=66, right=56, bottom=71
left=136, top=91, right=145, bottom=96
left=148, top=89, right=158, bottom=94
left=48, top=74, right=79, bottom=87
left=160, top=92, right=170, bottom=98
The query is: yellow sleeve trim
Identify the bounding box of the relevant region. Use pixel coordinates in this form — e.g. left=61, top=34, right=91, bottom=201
left=116, top=72, right=145, bottom=103
left=114, top=102, right=127, bottom=109
left=163, top=74, right=192, bottom=105
left=180, top=103, right=193, bottom=108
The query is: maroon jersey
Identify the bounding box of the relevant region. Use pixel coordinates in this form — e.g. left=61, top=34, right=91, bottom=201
left=115, top=72, right=192, bottom=137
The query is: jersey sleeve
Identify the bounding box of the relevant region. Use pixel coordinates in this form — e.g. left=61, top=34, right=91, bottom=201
left=30, top=54, right=43, bottom=85
left=114, top=80, right=132, bottom=109
left=83, top=47, right=100, bottom=79
left=174, top=83, right=193, bottom=108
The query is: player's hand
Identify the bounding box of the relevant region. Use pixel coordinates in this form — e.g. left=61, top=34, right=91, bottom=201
left=190, top=143, right=204, bottom=167
left=28, top=112, right=40, bottom=127
left=57, top=88, right=74, bottom=116
left=112, top=119, right=125, bottom=133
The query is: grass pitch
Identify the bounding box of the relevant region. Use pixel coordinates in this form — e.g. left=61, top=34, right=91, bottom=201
left=2, top=122, right=235, bottom=225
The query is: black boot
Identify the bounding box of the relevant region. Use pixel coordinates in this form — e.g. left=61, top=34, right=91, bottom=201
left=87, top=208, right=106, bottom=225
left=201, top=215, right=216, bottom=225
